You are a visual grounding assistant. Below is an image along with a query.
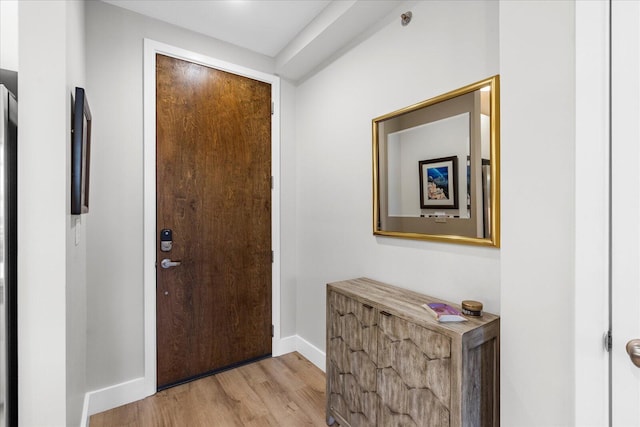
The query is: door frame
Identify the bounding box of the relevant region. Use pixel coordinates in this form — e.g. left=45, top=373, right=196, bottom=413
left=611, top=1, right=640, bottom=424
left=142, top=39, right=281, bottom=395
left=574, top=1, right=610, bottom=425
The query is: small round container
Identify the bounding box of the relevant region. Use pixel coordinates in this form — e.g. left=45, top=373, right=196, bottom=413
left=461, top=300, right=483, bottom=317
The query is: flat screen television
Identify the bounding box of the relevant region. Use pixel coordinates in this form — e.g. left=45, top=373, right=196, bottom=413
left=71, top=86, right=91, bottom=215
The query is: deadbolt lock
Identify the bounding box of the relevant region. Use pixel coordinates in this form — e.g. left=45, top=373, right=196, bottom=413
left=160, top=229, right=173, bottom=252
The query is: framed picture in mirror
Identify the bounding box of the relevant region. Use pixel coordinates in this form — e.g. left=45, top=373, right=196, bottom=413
left=419, top=156, right=458, bottom=209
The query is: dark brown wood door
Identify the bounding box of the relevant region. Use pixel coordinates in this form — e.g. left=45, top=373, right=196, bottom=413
left=155, top=54, right=272, bottom=389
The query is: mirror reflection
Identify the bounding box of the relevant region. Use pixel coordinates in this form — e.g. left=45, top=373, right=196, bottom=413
left=373, top=75, right=499, bottom=246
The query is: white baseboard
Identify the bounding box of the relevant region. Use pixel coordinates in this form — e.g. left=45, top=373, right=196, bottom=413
left=80, top=335, right=326, bottom=426
left=274, top=335, right=325, bottom=372
left=293, top=335, right=326, bottom=372
left=80, top=377, right=148, bottom=427
left=273, top=334, right=297, bottom=356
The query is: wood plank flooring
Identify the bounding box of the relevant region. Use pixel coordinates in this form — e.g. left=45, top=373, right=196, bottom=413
left=89, top=352, right=329, bottom=427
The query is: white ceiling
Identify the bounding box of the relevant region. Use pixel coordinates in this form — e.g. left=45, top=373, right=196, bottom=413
left=101, top=0, right=405, bottom=81
left=102, top=0, right=332, bottom=57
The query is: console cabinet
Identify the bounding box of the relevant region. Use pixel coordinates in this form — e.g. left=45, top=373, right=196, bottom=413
left=326, top=278, right=500, bottom=427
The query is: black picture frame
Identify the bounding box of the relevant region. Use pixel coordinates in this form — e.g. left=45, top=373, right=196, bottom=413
left=419, top=156, right=458, bottom=209
left=71, top=87, right=92, bottom=215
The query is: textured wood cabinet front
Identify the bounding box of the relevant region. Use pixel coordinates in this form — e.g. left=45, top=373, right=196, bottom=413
left=327, top=290, right=378, bottom=426
left=326, top=278, right=500, bottom=427
left=377, top=313, right=452, bottom=426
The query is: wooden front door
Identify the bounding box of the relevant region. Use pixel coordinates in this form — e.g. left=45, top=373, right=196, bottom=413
left=155, top=54, right=272, bottom=389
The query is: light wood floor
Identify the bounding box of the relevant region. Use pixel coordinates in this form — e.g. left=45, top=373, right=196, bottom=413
left=89, top=352, right=329, bottom=427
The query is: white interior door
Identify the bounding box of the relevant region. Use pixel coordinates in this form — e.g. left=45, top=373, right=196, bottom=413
left=611, top=1, right=640, bottom=424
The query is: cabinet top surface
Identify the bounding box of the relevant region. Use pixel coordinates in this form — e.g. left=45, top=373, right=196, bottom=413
left=328, top=277, right=499, bottom=334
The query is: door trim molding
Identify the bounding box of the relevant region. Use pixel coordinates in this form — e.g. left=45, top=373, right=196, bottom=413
left=574, top=2, right=610, bottom=424
left=142, top=39, right=281, bottom=396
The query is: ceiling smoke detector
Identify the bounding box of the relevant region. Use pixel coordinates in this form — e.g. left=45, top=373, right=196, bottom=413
left=401, top=11, right=412, bottom=26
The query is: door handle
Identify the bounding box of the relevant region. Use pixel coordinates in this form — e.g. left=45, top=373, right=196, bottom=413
left=626, top=339, right=640, bottom=367
left=160, top=258, right=182, bottom=269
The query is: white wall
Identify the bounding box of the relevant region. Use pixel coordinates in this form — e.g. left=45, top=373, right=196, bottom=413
left=69, top=1, right=607, bottom=425
left=294, top=0, right=500, bottom=352
left=500, top=1, right=577, bottom=425
left=84, top=0, right=282, bottom=391
left=18, top=0, right=87, bottom=425
left=295, top=1, right=608, bottom=424
left=65, top=2, right=87, bottom=425
left=0, top=0, right=18, bottom=71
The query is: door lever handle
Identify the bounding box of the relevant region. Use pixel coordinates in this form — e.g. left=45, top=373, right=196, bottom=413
left=160, top=258, right=182, bottom=269
left=626, top=339, right=640, bottom=368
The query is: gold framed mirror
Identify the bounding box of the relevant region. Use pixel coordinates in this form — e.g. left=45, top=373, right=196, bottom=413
left=372, top=75, right=500, bottom=247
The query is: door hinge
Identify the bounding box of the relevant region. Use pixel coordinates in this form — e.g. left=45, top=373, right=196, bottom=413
left=271, top=324, right=274, bottom=337
left=270, top=176, right=274, bottom=189
left=604, top=330, right=613, bottom=352
left=271, top=101, right=274, bottom=115
left=271, top=250, right=274, bottom=263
